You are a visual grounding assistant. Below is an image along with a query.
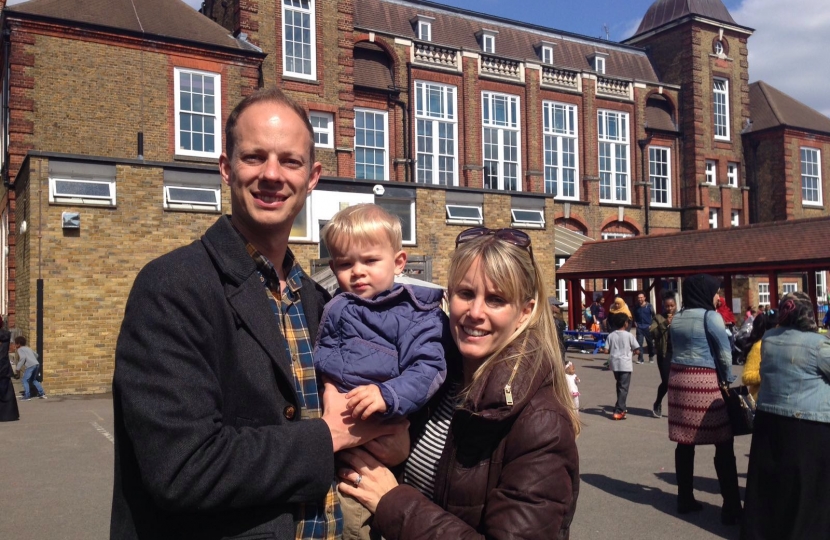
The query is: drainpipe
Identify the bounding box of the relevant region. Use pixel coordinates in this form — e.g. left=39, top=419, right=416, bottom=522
left=387, top=62, right=412, bottom=182
left=637, top=135, right=654, bottom=235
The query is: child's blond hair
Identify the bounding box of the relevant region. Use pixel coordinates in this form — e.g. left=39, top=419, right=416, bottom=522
left=321, top=203, right=403, bottom=254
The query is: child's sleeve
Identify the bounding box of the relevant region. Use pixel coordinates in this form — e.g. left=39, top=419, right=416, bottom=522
left=377, top=308, right=449, bottom=417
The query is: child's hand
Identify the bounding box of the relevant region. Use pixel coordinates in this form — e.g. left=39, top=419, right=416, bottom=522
left=575, top=376, right=581, bottom=385
left=345, top=384, right=388, bottom=420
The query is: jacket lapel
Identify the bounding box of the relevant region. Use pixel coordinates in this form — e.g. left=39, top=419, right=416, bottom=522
left=201, top=217, right=297, bottom=396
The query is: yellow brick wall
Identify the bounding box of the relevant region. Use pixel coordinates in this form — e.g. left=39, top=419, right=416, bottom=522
left=15, top=157, right=230, bottom=394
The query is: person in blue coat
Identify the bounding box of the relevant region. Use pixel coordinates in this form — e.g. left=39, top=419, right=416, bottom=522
left=314, top=203, right=449, bottom=540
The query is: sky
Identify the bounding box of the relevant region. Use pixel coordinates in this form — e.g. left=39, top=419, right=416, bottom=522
left=7, top=0, right=830, bottom=116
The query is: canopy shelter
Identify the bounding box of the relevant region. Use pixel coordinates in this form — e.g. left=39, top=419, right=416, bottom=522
left=557, top=217, right=830, bottom=329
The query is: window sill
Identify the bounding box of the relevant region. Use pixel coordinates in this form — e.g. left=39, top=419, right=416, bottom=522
left=282, top=75, right=320, bottom=85
left=174, top=154, right=220, bottom=164
left=802, top=201, right=824, bottom=207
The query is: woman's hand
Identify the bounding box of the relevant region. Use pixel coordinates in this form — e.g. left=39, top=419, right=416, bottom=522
left=337, top=447, right=399, bottom=514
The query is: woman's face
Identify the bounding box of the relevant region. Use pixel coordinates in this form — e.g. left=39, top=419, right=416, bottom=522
left=449, top=257, right=533, bottom=366
left=664, top=298, right=677, bottom=316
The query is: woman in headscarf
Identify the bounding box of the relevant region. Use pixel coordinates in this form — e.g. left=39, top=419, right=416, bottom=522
left=742, top=292, right=830, bottom=540
left=667, top=274, right=742, bottom=524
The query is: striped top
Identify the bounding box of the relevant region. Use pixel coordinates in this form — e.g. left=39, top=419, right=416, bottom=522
left=403, top=384, right=459, bottom=499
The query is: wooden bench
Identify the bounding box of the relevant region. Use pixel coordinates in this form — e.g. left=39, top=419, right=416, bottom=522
left=563, top=330, right=609, bottom=354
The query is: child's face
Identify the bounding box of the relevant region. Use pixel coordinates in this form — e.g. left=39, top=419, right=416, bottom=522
left=565, top=363, right=575, bottom=375
left=329, top=238, right=406, bottom=299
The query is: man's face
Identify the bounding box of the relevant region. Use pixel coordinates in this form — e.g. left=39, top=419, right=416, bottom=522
left=637, top=294, right=646, bottom=305
left=219, top=101, right=321, bottom=240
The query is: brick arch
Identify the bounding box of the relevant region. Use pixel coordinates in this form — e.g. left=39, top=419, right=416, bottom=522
left=644, top=88, right=678, bottom=114
left=353, top=35, right=398, bottom=67
left=554, top=215, right=589, bottom=235
left=599, top=216, right=641, bottom=235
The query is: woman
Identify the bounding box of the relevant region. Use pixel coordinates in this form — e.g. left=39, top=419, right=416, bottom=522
left=337, top=227, right=580, bottom=539
left=668, top=274, right=742, bottom=524
left=650, top=290, right=677, bottom=418
left=0, top=315, right=18, bottom=421
left=742, top=292, right=830, bottom=539
left=740, top=311, right=777, bottom=401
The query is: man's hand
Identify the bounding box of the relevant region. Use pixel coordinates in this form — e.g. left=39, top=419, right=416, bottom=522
left=322, top=382, right=408, bottom=453
left=346, top=384, right=387, bottom=420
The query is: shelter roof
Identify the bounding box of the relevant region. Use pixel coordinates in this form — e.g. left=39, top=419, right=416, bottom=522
left=558, top=217, right=830, bottom=279
left=632, top=0, right=740, bottom=37
left=555, top=225, right=592, bottom=257
left=746, top=81, right=830, bottom=135
left=356, top=0, right=660, bottom=83
left=5, top=0, right=257, bottom=52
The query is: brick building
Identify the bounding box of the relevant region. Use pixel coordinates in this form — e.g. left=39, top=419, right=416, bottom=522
left=0, top=0, right=827, bottom=393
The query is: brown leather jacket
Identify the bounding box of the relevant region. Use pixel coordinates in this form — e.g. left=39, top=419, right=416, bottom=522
left=374, top=340, right=580, bottom=540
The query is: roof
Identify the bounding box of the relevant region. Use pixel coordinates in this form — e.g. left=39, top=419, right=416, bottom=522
left=632, top=0, right=738, bottom=37
left=746, top=81, right=830, bottom=135
left=356, top=0, right=660, bottom=83
left=555, top=225, right=592, bottom=257
left=558, top=217, right=830, bottom=279
left=5, top=0, right=257, bottom=52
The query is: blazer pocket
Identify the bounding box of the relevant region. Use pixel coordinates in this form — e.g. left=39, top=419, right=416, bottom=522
left=235, top=416, right=261, bottom=429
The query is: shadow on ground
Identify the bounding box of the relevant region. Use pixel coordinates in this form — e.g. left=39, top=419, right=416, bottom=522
left=580, top=406, right=657, bottom=419
left=655, top=472, right=746, bottom=496
left=580, top=474, right=740, bottom=540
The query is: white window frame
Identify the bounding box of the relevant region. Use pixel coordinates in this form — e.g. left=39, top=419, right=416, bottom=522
left=415, top=81, right=458, bottom=186
left=817, top=271, right=827, bottom=299
left=482, top=32, right=496, bottom=53
left=556, top=256, right=568, bottom=307
left=282, top=0, right=317, bottom=80
left=543, top=101, right=579, bottom=200
left=801, top=147, right=823, bottom=206
left=163, top=185, right=221, bottom=213
left=354, top=108, right=389, bottom=181
left=727, top=162, right=739, bottom=187
left=731, top=210, right=740, bottom=227
left=598, top=110, right=630, bottom=204
left=309, top=111, right=334, bottom=149
left=594, top=56, right=606, bottom=74
left=511, top=208, right=545, bottom=229
left=418, top=20, right=431, bottom=41
left=446, top=204, right=483, bottom=225
left=49, top=177, right=116, bottom=206
left=482, top=91, right=521, bottom=191
left=174, top=68, right=221, bottom=158
left=542, top=45, right=554, bottom=64
left=758, top=283, right=770, bottom=308
left=709, top=208, right=718, bottom=229
left=378, top=197, right=416, bottom=245
left=713, top=77, right=730, bottom=140
left=782, top=283, right=798, bottom=295
left=649, top=146, right=671, bottom=207
left=714, top=40, right=724, bottom=56
left=705, top=160, right=717, bottom=185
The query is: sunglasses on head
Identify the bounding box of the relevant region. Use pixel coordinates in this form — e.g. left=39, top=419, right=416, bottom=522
left=455, top=227, right=533, bottom=254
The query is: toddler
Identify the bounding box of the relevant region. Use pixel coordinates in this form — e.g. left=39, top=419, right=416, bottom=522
left=606, top=312, right=639, bottom=420
left=314, top=204, right=448, bottom=539
left=564, top=361, right=580, bottom=413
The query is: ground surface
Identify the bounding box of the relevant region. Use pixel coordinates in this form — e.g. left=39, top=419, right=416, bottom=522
left=2, top=352, right=748, bottom=539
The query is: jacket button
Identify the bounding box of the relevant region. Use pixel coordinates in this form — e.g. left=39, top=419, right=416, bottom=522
left=284, top=405, right=296, bottom=420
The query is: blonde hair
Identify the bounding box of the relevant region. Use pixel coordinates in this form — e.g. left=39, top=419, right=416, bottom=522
left=321, top=203, right=403, bottom=254
left=447, top=236, right=580, bottom=436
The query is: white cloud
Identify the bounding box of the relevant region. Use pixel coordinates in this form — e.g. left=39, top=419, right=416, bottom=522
left=732, top=0, right=830, bottom=117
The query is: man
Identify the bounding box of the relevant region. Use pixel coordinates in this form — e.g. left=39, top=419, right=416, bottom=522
left=111, top=88, right=399, bottom=540
left=550, top=297, right=568, bottom=363
left=633, top=291, right=656, bottom=364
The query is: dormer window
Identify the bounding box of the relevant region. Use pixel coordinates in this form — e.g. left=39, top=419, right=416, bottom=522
left=589, top=52, right=608, bottom=74
left=411, top=15, right=435, bottom=42
left=477, top=29, right=498, bottom=54
left=540, top=41, right=555, bottom=64
left=714, top=40, right=724, bottom=55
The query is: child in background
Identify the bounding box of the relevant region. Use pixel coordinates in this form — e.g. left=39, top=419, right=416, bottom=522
left=606, top=312, right=640, bottom=420
left=314, top=204, right=449, bottom=540
left=14, top=335, right=46, bottom=400
left=565, top=361, right=580, bottom=413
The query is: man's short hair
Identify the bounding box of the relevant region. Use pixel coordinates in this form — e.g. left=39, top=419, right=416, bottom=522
left=224, top=87, right=315, bottom=164
left=322, top=203, right=402, bottom=254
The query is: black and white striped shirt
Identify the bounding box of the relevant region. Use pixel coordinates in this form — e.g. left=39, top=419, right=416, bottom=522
left=402, top=385, right=460, bottom=499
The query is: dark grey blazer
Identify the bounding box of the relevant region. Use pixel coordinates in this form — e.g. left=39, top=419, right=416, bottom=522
left=111, top=216, right=333, bottom=540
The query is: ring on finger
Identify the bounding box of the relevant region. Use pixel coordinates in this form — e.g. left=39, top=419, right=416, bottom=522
left=354, top=474, right=363, bottom=487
